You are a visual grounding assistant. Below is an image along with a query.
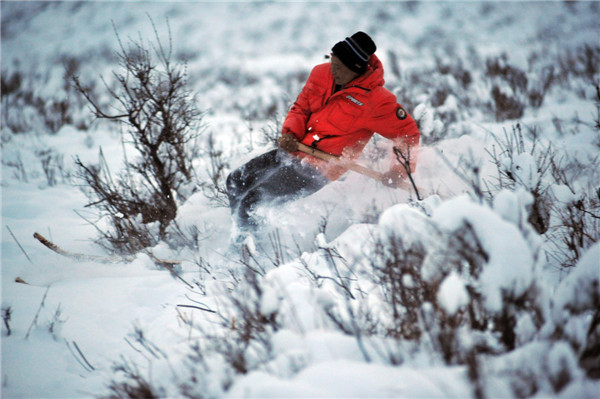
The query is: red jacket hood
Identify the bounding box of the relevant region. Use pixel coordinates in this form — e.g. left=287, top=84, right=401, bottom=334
left=349, top=54, right=385, bottom=90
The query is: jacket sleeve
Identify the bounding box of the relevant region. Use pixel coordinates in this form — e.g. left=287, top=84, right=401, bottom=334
left=282, top=64, right=328, bottom=141
left=364, top=89, right=421, bottom=174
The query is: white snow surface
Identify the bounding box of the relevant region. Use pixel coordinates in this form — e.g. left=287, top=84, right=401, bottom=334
left=2, top=2, right=599, bottom=398
left=438, top=271, right=469, bottom=315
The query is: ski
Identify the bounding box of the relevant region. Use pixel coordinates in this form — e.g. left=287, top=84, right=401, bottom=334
left=33, top=232, right=129, bottom=263
left=33, top=232, right=193, bottom=288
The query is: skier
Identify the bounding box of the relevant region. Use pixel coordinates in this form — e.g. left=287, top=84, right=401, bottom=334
left=226, top=31, right=420, bottom=239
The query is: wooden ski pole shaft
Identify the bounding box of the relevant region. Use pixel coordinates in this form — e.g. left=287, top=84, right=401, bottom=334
left=296, top=142, right=420, bottom=193
left=296, top=142, right=384, bottom=181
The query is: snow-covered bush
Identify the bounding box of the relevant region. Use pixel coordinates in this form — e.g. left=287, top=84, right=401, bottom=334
left=35, top=147, right=69, bottom=186
left=486, top=124, right=554, bottom=234
left=196, top=267, right=279, bottom=379
left=73, top=23, right=203, bottom=254
left=543, top=85, right=600, bottom=268
left=296, top=192, right=595, bottom=397
left=105, top=263, right=280, bottom=398
left=1, top=57, right=93, bottom=135
left=556, top=44, right=600, bottom=90
left=365, top=194, right=546, bottom=361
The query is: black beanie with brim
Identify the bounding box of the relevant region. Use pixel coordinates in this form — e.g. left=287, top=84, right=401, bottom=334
left=331, top=31, right=377, bottom=74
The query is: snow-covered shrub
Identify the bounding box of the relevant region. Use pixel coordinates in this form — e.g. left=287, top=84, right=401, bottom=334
left=395, top=49, right=476, bottom=142
left=107, top=358, right=166, bottom=399
left=370, top=206, right=437, bottom=342
left=213, top=268, right=278, bottom=375
left=475, top=245, right=600, bottom=397
left=321, top=193, right=549, bottom=367
left=579, top=310, right=600, bottom=379
left=178, top=266, right=279, bottom=382
left=103, top=265, right=279, bottom=397
left=549, top=244, right=600, bottom=375
left=197, top=132, right=230, bottom=208
left=486, top=56, right=528, bottom=96
left=547, top=181, right=600, bottom=268
left=486, top=124, right=554, bottom=234
left=543, top=85, right=600, bottom=268
left=304, top=192, right=599, bottom=397
left=484, top=341, right=583, bottom=398
left=1, top=57, right=93, bottom=135
left=556, top=44, right=600, bottom=88
left=527, top=65, right=555, bottom=109
left=35, top=148, right=68, bottom=187
left=73, top=22, right=203, bottom=254
left=467, top=116, right=599, bottom=270
left=485, top=56, right=525, bottom=120
left=2, top=151, right=28, bottom=182
left=490, top=85, right=525, bottom=121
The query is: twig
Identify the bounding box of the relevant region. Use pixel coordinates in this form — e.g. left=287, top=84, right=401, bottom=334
left=25, top=286, right=50, bottom=340
left=72, top=341, right=96, bottom=371
left=2, top=307, right=12, bottom=336
left=393, top=146, right=422, bottom=201
left=436, top=148, right=487, bottom=202
left=176, top=304, right=217, bottom=314
left=123, top=336, right=143, bottom=354
left=65, top=340, right=94, bottom=372
left=6, top=225, right=33, bottom=264
left=144, top=251, right=194, bottom=289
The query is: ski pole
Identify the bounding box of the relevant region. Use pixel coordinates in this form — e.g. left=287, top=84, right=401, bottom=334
left=295, top=142, right=420, bottom=192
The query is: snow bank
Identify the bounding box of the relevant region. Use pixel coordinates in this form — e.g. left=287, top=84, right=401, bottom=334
left=228, top=360, right=469, bottom=398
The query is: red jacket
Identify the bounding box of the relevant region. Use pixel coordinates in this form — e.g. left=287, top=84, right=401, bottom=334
left=283, top=54, right=420, bottom=180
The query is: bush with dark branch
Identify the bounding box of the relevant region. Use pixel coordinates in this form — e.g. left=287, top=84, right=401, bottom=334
left=372, top=234, right=429, bottom=342
left=107, top=358, right=165, bottom=399
left=72, top=21, right=203, bottom=254
left=105, top=263, right=280, bottom=397
left=197, top=132, right=230, bottom=207
left=371, top=221, right=501, bottom=365
left=491, top=86, right=525, bottom=121
left=320, top=190, right=549, bottom=373
left=486, top=124, right=554, bottom=234
left=482, top=111, right=599, bottom=269
left=550, top=187, right=599, bottom=268
left=1, top=56, right=93, bottom=135
left=211, top=268, right=278, bottom=375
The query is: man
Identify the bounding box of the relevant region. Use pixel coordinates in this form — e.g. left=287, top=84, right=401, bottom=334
left=226, top=31, right=420, bottom=237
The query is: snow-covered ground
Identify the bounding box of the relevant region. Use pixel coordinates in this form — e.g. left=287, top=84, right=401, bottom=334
left=2, top=2, right=599, bottom=398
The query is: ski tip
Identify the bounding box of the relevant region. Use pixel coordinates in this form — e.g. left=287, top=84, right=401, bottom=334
left=33, top=232, right=48, bottom=244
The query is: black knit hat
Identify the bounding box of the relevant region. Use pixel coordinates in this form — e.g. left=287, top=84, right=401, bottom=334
left=331, top=31, right=377, bottom=74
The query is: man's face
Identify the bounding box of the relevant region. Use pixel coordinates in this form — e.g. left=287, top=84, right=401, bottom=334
left=330, top=54, right=359, bottom=86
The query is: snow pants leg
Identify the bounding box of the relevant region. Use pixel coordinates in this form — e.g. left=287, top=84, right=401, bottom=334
left=226, top=149, right=329, bottom=231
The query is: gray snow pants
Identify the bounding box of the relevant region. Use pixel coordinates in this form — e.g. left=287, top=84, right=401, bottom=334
left=226, top=149, right=329, bottom=231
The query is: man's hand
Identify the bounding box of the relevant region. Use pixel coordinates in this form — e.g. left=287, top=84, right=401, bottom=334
left=381, top=170, right=405, bottom=188
left=278, top=133, right=299, bottom=153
